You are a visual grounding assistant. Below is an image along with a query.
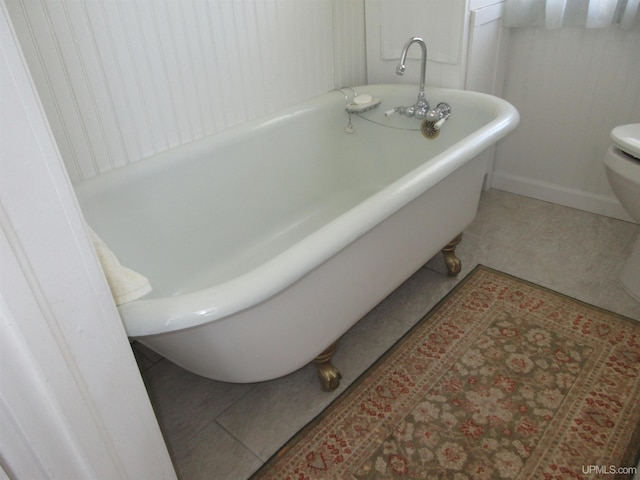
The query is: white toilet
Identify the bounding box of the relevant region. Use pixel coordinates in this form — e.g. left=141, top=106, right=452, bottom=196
left=604, top=123, right=640, bottom=301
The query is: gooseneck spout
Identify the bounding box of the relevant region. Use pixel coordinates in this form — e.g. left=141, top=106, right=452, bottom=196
left=396, top=37, right=428, bottom=107
left=384, top=36, right=452, bottom=126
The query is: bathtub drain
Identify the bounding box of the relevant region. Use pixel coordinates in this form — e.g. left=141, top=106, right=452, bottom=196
left=420, top=119, right=440, bottom=139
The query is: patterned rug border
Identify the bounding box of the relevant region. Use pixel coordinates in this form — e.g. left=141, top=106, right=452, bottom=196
left=250, top=265, right=640, bottom=479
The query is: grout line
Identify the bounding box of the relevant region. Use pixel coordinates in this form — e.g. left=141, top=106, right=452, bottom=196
left=214, top=418, right=266, bottom=467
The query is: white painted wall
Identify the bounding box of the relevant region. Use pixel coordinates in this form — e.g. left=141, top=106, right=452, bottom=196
left=5, top=0, right=366, bottom=183
left=0, top=1, right=175, bottom=476
left=492, top=25, right=640, bottom=222
left=365, top=0, right=471, bottom=89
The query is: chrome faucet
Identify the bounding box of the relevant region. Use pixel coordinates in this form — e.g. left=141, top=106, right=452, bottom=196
left=385, top=36, right=452, bottom=129
left=395, top=37, right=429, bottom=119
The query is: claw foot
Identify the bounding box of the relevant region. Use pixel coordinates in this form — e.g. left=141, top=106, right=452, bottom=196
left=312, top=343, right=342, bottom=391
left=441, top=233, right=463, bottom=277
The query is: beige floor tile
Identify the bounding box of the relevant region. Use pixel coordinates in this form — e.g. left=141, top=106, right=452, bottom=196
left=170, top=421, right=262, bottom=480
left=141, top=360, right=254, bottom=452
left=375, top=267, right=457, bottom=323
left=216, top=364, right=342, bottom=461
left=333, top=308, right=418, bottom=384
left=465, top=189, right=556, bottom=245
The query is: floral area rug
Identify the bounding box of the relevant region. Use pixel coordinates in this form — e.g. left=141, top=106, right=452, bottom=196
left=251, top=266, right=640, bottom=479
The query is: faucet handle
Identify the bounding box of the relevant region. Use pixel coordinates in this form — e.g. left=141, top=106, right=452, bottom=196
left=425, top=102, right=451, bottom=122
left=425, top=109, right=440, bottom=122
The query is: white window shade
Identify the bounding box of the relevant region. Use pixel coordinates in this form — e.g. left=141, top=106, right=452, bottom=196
left=504, top=0, right=639, bottom=28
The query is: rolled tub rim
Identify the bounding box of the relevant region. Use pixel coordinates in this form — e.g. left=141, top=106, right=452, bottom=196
left=114, top=85, right=519, bottom=337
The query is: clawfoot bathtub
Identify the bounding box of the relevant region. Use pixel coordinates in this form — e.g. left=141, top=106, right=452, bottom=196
left=75, top=84, right=518, bottom=390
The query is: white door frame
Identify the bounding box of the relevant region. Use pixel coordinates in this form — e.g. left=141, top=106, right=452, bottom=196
left=0, top=3, right=175, bottom=477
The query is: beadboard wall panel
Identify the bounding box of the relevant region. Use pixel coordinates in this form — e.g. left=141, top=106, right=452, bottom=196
left=333, top=0, right=366, bottom=88
left=493, top=26, right=640, bottom=221
left=6, top=0, right=366, bottom=183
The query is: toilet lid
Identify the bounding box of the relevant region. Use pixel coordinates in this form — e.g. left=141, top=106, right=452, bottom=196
left=611, top=123, right=640, bottom=158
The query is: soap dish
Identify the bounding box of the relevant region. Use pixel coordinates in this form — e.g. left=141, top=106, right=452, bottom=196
left=346, top=95, right=381, bottom=113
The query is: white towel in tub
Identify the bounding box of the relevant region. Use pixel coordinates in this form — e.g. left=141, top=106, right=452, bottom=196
left=87, top=226, right=152, bottom=305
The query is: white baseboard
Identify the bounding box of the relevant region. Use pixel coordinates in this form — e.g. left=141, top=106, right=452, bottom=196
left=491, top=171, right=637, bottom=223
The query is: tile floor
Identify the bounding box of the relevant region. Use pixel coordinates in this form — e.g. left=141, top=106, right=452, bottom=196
left=132, top=188, right=640, bottom=480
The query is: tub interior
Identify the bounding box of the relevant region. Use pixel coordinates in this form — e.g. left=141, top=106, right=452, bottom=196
left=75, top=85, right=495, bottom=298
